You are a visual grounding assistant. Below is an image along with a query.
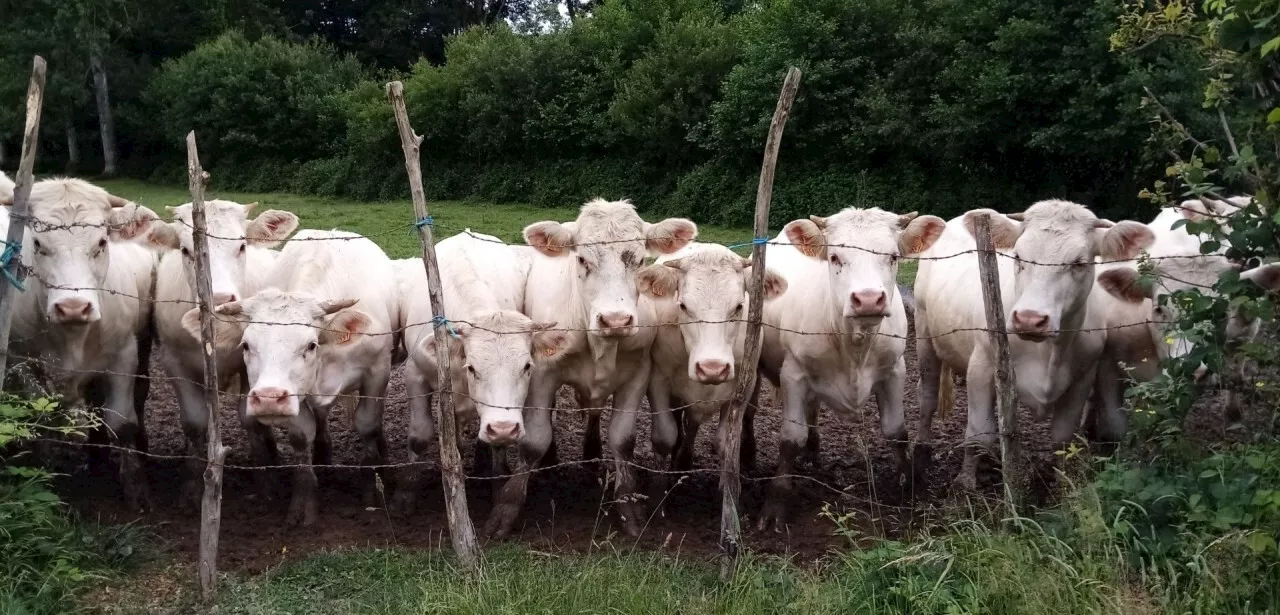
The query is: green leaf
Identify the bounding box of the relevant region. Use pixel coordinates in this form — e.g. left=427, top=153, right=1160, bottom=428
left=1247, top=532, right=1276, bottom=553
left=1268, top=108, right=1280, bottom=124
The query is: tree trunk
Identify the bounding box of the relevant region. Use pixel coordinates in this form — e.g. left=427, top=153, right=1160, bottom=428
left=89, top=52, right=118, bottom=177
left=0, top=138, right=6, bottom=169
left=566, top=0, right=577, bottom=22
left=65, top=120, right=80, bottom=175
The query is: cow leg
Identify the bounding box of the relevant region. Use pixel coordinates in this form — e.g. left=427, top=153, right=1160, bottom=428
left=393, top=363, right=434, bottom=516
left=741, top=375, right=761, bottom=472
left=355, top=367, right=391, bottom=508
left=104, top=345, right=148, bottom=512
left=647, top=377, right=677, bottom=514
left=759, top=363, right=809, bottom=531
left=609, top=362, right=649, bottom=538
left=914, top=315, right=942, bottom=486
left=676, top=409, right=701, bottom=472
left=286, top=406, right=319, bottom=527
left=580, top=389, right=603, bottom=461
left=133, top=318, right=155, bottom=454
left=485, top=404, right=552, bottom=540
left=235, top=371, right=280, bottom=500
left=1092, top=359, right=1127, bottom=444
left=1050, top=374, right=1095, bottom=447
left=485, top=374, right=558, bottom=539
left=802, top=402, right=820, bottom=468
left=873, top=357, right=909, bottom=488
left=172, top=376, right=209, bottom=511
left=957, top=350, right=997, bottom=492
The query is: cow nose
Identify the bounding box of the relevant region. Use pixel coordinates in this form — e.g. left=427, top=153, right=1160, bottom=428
left=52, top=298, right=94, bottom=323
left=1010, top=309, right=1051, bottom=334
left=849, top=290, right=888, bottom=316
left=694, top=359, right=732, bottom=383
left=484, top=421, right=522, bottom=445
left=248, top=387, right=292, bottom=415
left=212, top=292, right=237, bottom=305
left=598, top=312, right=634, bottom=331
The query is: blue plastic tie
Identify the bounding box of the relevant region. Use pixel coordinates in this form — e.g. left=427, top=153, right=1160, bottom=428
left=0, top=242, right=24, bottom=291
left=410, top=216, right=434, bottom=235
left=430, top=315, right=459, bottom=338
left=727, top=237, right=769, bottom=250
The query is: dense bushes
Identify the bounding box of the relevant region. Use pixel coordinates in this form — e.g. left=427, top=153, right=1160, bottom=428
left=118, top=0, right=1216, bottom=224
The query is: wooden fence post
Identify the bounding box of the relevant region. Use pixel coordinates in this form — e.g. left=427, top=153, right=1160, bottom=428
left=719, top=66, right=801, bottom=582
left=188, top=132, right=229, bottom=602
left=385, top=80, right=480, bottom=572
left=0, top=56, right=47, bottom=382
left=972, top=214, right=1023, bottom=512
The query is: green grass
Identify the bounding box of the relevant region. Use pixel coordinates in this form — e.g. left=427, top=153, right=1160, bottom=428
left=96, top=179, right=919, bottom=284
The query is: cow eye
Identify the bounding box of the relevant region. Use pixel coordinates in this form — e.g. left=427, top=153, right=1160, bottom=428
left=678, top=302, right=689, bottom=313
left=241, top=342, right=251, bottom=354
left=97, top=238, right=108, bottom=250
left=32, top=238, right=41, bottom=251
left=181, top=247, right=191, bottom=258
left=306, top=341, right=318, bottom=352
left=576, top=255, right=590, bottom=271
left=829, top=254, right=842, bottom=266
left=889, top=254, right=899, bottom=265
left=239, top=243, right=247, bottom=254
left=734, top=303, right=744, bottom=315
left=523, top=362, right=533, bottom=373
left=466, top=364, right=478, bottom=379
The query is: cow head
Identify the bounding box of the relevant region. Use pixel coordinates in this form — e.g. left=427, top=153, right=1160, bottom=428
left=523, top=199, right=696, bottom=337
left=1098, top=256, right=1280, bottom=363
left=786, top=208, right=944, bottom=327
left=418, top=311, right=569, bottom=445
left=149, top=200, right=297, bottom=306
left=2, top=178, right=157, bottom=324
left=182, top=289, right=371, bottom=422
left=637, top=244, right=786, bottom=384
left=964, top=200, right=1154, bottom=341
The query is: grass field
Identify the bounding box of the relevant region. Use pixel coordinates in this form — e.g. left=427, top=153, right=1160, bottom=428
left=96, top=179, right=920, bottom=284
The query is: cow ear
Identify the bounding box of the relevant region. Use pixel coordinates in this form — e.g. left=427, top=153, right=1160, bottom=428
left=784, top=219, right=826, bottom=259
left=146, top=222, right=181, bottom=251
left=246, top=210, right=299, bottom=247
left=319, top=309, right=371, bottom=345
left=108, top=203, right=158, bottom=241
left=645, top=218, right=698, bottom=255
left=181, top=305, right=247, bottom=348
left=899, top=215, right=946, bottom=256
left=1097, top=267, right=1152, bottom=304
left=1179, top=202, right=1207, bottom=221
left=532, top=324, right=570, bottom=362
left=636, top=264, right=681, bottom=298
left=743, top=266, right=788, bottom=300
left=962, top=210, right=1020, bottom=250
left=1242, top=263, right=1280, bottom=292
left=1097, top=221, right=1155, bottom=260
left=524, top=221, right=575, bottom=257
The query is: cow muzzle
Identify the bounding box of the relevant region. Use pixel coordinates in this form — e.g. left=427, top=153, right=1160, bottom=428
left=693, top=359, right=733, bottom=384
left=247, top=386, right=298, bottom=418
left=595, top=311, right=636, bottom=337
left=1010, top=309, right=1053, bottom=341
left=480, top=420, right=523, bottom=446
left=51, top=298, right=98, bottom=324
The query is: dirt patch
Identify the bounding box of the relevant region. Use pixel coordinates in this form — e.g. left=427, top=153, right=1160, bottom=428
left=54, top=321, right=1069, bottom=574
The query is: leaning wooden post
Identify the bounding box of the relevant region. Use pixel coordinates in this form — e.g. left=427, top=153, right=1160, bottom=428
left=719, top=66, right=801, bottom=581
left=386, top=80, right=480, bottom=572
left=188, top=132, right=229, bottom=602
left=0, top=56, right=47, bottom=382
left=972, top=214, right=1023, bottom=512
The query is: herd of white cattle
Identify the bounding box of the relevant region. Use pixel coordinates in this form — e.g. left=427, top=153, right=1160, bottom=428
left=0, top=171, right=1276, bottom=537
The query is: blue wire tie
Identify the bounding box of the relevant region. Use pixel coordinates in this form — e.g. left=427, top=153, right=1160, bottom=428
left=430, top=315, right=459, bottom=338
left=0, top=242, right=24, bottom=291
left=727, top=237, right=769, bottom=250
left=410, top=216, right=434, bottom=235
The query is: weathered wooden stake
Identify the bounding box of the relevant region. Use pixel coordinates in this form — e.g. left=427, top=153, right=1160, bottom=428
left=386, top=80, right=481, bottom=572
left=0, top=56, right=47, bottom=382
left=973, top=214, right=1023, bottom=512
left=719, top=66, right=801, bottom=581
left=188, top=132, right=229, bottom=602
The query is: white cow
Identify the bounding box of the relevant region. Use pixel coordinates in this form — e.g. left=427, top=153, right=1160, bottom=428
left=915, top=200, right=1154, bottom=489
left=0, top=171, right=13, bottom=200
left=756, top=208, right=945, bottom=529
left=638, top=243, right=787, bottom=495
left=392, top=231, right=567, bottom=515
left=184, top=229, right=396, bottom=526
left=0, top=178, right=160, bottom=509
left=147, top=200, right=298, bottom=504
left=483, top=199, right=696, bottom=539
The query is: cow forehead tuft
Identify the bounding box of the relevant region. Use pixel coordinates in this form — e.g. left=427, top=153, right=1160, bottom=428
left=28, top=179, right=113, bottom=227
left=574, top=200, right=646, bottom=244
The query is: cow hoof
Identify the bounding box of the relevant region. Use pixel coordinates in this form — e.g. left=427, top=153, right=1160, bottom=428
left=286, top=500, right=318, bottom=528
left=756, top=500, right=786, bottom=532
left=483, top=504, right=521, bottom=541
